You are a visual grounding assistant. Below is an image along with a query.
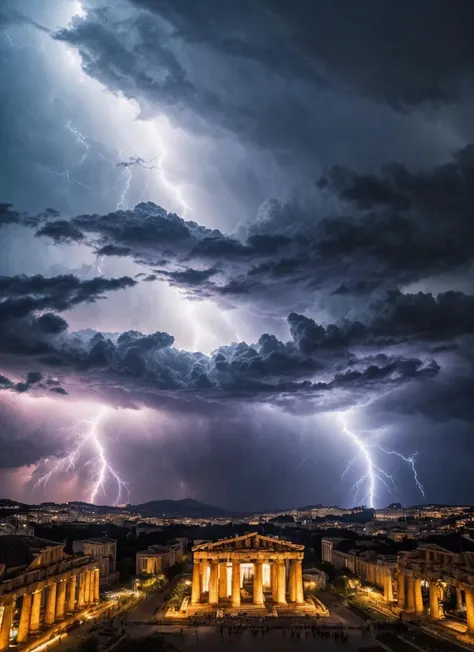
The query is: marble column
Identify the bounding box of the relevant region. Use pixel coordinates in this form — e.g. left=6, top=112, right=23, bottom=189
left=200, top=560, right=209, bottom=594
left=231, top=561, right=241, bottom=608
left=219, top=562, right=228, bottom=599
left=89, top=570, right=95, bottom=604
left=56, top=580, right=67, bottom=620
left=45, top=583, right=57, bottom=626
left=271, top=562, right=278, bottom=601
left=466, top=591, right=474, bottom=634
left=398, top=573, right=406, bottom=609
left=405, top=577, right=415, bottom=612
left=295, top=560, right=304, bottom=604
left=30, top=590, right=42, bottom=633
left=191, top=562, right=201, bottom=604
left=209, top=560, right=219, bottom=604
left=253, top=561, right=264, bottom=605
left=276, top=560, right=287, bottom=605
left=457, top=588, right=464, bottom=610
left=84, top=571, right=91, bottom=605
left=67, top=575, right=77, bottom=613
left=17, top=593, right=32, bottom=644
left=77, top=573, right=86, bottom=609
left=289, top=561, right=297, bottom=603
left=429, top=583, right=440, bottom=620
left=93, top=569, right=100, bottom=602
left=0, top=598, right=14, bottom=652
left=384, top=575, right=393, bottom=602
left=414, top=578, right=424, bottom=613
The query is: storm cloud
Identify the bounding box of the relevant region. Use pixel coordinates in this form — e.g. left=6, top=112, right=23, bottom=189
left=0, top=0, right=472, bottom=508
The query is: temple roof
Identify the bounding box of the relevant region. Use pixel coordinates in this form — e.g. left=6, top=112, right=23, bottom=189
left=82, top=537, right=116, bottom=545
left=0, top=535, right=61, bottom=574
left=193, top=532, right=304, bottom=553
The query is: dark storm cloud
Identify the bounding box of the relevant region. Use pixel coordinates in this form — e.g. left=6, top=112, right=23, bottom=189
left=0, top=284, right=444, bottom=414
left=128, top=0, right=474, bottom=109
left=36, top=219, right=85, bottom=243
left=3, top=141, right=472, bottom=315
left=1, top=0, right=473, bottom=508
left=0, top=373, right=14, bottom=389
left=0, top=369, right=68, bottom=396
left=0, top=273, right=137, bottom=364
left=0, top=273, right=136, bottom=321
left=56, top=0, right=474, bottom=150
left=51, top=0, right=473, bottom=196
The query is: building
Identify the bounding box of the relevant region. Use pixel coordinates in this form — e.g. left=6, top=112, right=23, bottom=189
left=73, top=537, right=118, bottom=586
left=397, top=535, right=474, bottom=632
left=136, top=538, right=186, bottom=576
left=189, top=532, right=311, bottom=613
left=303, top=568, right=328, bottom=591
left=0, top=536, right=100, bottom=651
left=322, top=537, right=397, bottom=602
left=321, top=537, right=347, bottom=564
left=0, top=522, right=35, bottom=537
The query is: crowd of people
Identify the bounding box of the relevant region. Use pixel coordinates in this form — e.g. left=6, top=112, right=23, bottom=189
left=216, top=623, right=352, bottom=641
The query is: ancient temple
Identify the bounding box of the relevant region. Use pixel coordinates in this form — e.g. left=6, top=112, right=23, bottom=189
left=190, top=533, right=305, bottom=609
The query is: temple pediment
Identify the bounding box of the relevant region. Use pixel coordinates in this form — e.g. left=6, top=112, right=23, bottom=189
left=193, top=532, right=303, bottom=554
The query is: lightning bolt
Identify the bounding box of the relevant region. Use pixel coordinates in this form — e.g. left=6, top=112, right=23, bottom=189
left=339, top=413, right=424, bottom=509
left=115, top=156, right=159, bottom=210
left=34, top=406, right=129, bottom=505
left=5, top=2, right=191, bottom=220
left=44, top=120, right=94, bottom=191
left=149, top=125, right=191, bottom=217
left=46, top=122, right=156, bottom=211
left=2, top=30, right=46, bottom=53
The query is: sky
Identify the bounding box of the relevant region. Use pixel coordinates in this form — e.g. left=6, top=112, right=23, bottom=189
left=0, top=0, right=473, bottom=511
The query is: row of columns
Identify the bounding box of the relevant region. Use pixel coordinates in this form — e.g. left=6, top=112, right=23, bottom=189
left=0, top=568, right=100, bottom=651
left=191, top=558, right=304, bottom=608
left=397, top=572, right=474, bottom=634
left=397, top=573, right=424, bottom=613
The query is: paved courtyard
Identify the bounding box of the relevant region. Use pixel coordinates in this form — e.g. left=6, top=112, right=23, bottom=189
left=134, top=625, right=379, bottom=652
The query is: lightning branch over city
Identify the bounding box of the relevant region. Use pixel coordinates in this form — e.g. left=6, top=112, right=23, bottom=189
left=34, top=406, right=129, bottom=505
left=339, top=412, right=425, bottom=509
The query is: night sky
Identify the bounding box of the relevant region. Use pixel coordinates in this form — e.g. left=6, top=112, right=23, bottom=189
left=0, top=0, right=473, bottom=511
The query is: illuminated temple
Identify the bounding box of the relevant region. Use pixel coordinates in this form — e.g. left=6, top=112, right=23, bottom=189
left=186, top=533, right=317, bottom=615
left=0, top=536, right=100, bottom=651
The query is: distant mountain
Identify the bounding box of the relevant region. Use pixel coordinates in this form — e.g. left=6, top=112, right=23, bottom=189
left=129, top=498, right=244, bottom=518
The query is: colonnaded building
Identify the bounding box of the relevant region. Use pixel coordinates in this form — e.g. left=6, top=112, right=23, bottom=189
left=0, top=536, right=100, bottom=651
left=323, top=534, right=474, bottom=637
left=397, top=540, right=474, bottom=632
left=187, top=533, right=317, bottom=615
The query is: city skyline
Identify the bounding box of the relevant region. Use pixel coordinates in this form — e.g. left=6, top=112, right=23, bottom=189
left=0, top=0, right=473, bottom=510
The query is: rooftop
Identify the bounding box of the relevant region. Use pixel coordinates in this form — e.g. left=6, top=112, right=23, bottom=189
left=82, top=537, right=116, bottom=545
left=0, top=535, right=61, bottom=574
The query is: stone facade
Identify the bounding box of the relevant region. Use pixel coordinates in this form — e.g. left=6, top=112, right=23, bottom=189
left=191, top=533, right=305, bottom=609
left=73, top=537, right=118, bottom=586
left=397, top=540, right=474, bottom=631
left=136, top=538, right=186, bottom=576
left=0, top=536, right=100, bottom=651
left=321, top=537, right=396, bottom=602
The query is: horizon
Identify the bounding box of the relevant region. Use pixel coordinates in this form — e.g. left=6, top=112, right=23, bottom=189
left=2, top=496, right=471, bottom=514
